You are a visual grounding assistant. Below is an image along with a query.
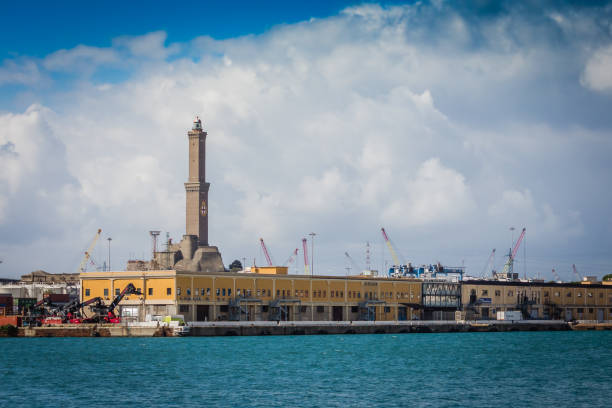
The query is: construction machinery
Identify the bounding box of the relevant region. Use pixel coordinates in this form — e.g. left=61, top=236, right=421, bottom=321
left=572, top=264, right=582, bottom=282
left=302, top=238, right=310, bottom=275
left=500, top=228, right=526, bottom=276
left=283, top=248, right=299, bottom=271
left=77, top=228, right=102, bottom=273
left=259, top=238, right=274, bottom=267
left=481, top=249, right=496, bottom=278
left=381, top=228, right=413, bottom=277
left=552, top=268, right=561, bottom=282
left=344, top=252, right=361, bottom=275
left=89, top=283, right=142, bottom=323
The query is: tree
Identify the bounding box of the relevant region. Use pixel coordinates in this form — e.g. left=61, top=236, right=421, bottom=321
left=603, top=274, right=612, bottom=281
left=229, top=259, right=243, bottom=272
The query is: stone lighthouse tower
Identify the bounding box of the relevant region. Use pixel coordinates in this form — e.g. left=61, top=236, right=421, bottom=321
left=171, top=116, right=224, bottom=272
left=185, top=116, right=210, bottom=246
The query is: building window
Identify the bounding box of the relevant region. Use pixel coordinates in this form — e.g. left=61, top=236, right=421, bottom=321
left=577, top=308, right=584, bottom=313
left=588, top=308, right=593, bottom=313
left=351, top=306, right=359, bottom=313
left=495, top=290, right=501, bottom=297
left=276, top=290, right=280, bottom=297
left=577, top=293, right=582, bottom=297
left=216, top=288, right=220, bottom=296
left=85, top=288, right=90, bottom=297
left=167, top=288, right=172, bottom=295
left=587, top=293, right=592, bottom=297
left=357, top=292, right=361, bottom=298
left=316, top=306, right=325, bottom=313
left=104, top=288, right=109, bottom=297
left=115, top=289, right=120, bottom=296
left=206, top=288, right=210, bottom=295
left=384, top=307, right=391, bottom=313
left=222, top=288, right=226, bottom=296
left=177, top=288, right=181, bottom=296
left=201, top=289, right=205, bottom=296
left=187, top=288, right=191, bottom=296
left=566, top=292, right=572, bottom=297
left=228, top=289, right=232, bottom=296
left=331, top=291, right=334, bottom=298
left=507, top=291, right=513, bottom=296
left=300, top=306, right=307, bottom=313
left=179, top=305, right=189, bottom=313
left=554, top=292, right=560, bottom=297
left=148, top=288, right=153, bottom=296
left=481, top=290, right=488, bottom=296
left=220, top=305, right=228, bottom=313
left=305, top=290, right=308, bottom=297
left=543, top=291, right=549, bottom=297
left=349, top=292, right=352, bottom=298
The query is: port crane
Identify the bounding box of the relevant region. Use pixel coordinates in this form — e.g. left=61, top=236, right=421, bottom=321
left=344, top=252, right=362, bottom=275
left=302, top=238, right=310, bottom=275
left=259, top=238, right=274, bottom=267
left=77, top=229, right=102, bottom=273
left=283, top=248, right=298, bottom=266
left=572, top=264, right=582, bottom=282
left=381, top=228, right=411, bottom=277
left=480, top=249, right=496, bottom=277
left=551, top=268, right=561, bottom=282
left=90, top=283, right=142, bottom=323
left=501, top=228, right=526, bottom=276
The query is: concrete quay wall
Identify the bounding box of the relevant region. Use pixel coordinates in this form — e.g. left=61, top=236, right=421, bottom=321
left=188, top=320, right=570, bottom=336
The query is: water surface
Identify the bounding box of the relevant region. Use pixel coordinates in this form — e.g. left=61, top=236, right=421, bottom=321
left=2, top=331, right=611, bottom=407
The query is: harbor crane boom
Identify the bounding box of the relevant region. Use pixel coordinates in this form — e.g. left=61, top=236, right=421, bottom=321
left=302, top=238, right=310, bottom=275
left=283, top=248, right=299, bottom=266
left=572, top=264, right=582, bottom=282
left=480, top=249, right=496, bottom=277
left=381, top=228, right=401, bottom=266
left=259, top=238, right=274, bottom=267
left=77, top=229, right=102, bottom=273
left=344, top=252, right=362, bottom=274
left=501, top=227, right=526, bottom=275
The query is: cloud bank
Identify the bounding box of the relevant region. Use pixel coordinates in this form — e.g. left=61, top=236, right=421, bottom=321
left=1, top=2, right=612, bottom=280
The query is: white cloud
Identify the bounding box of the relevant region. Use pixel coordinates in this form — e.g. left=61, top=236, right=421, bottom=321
left=43, top=45, right=119, bottom=72
left=0, top=58, right=43, bottom=86
left=581, top=45, right=612, bottom=92
left=0, top=3, right=610, bottom=278
left=383, top=158, right=474, bottom=227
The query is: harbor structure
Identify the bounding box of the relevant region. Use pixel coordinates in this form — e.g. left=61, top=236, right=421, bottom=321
left=75, top=117, right=612, bottom=324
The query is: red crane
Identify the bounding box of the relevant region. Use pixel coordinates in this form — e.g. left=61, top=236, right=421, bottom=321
left=501, top=228, right=526, bottom=275
left=302, top=238, right=310, bottom=275
left=283, top=248, right=299, bottom=266
left=259, top=238, right=273, bottom=266
left=572, top=264, right=582, bottom=282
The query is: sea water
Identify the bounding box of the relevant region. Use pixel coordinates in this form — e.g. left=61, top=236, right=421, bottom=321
left=1, top=331, right=611, bottom=407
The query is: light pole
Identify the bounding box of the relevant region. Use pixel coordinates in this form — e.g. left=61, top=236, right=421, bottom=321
left=107, top=237, right=112, bottom=272
left=309, top=232, right=316, bottom=276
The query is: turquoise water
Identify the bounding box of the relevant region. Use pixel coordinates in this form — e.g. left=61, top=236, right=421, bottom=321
left=1, top=332, right=611, bottom=407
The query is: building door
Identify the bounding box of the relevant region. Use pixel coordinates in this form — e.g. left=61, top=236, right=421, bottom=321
left=332, top=306, right=343, bottom=321
left=565, top=309, right=572, bottom=321
left=196, top=305, right=209, bottom=321
left=597, top=309, right=604, bottom=322
left=398, top=307, right=407, bottom=321
left=481, top=308, right=489, bottom=320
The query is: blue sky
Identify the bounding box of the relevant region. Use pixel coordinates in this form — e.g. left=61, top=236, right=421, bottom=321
left=1, top=1, right=612, bottom=280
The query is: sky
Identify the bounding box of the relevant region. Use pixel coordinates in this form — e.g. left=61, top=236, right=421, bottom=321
left=1, top=0, right=612, bottom=281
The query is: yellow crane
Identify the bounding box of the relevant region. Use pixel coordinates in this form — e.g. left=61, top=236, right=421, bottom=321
left=77, top=229, right=102, bottom=273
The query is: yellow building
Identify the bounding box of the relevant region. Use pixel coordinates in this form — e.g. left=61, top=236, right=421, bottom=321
left=80, top=271, right=422, bottom=322
left=461, top=281, right=612, bottom=321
